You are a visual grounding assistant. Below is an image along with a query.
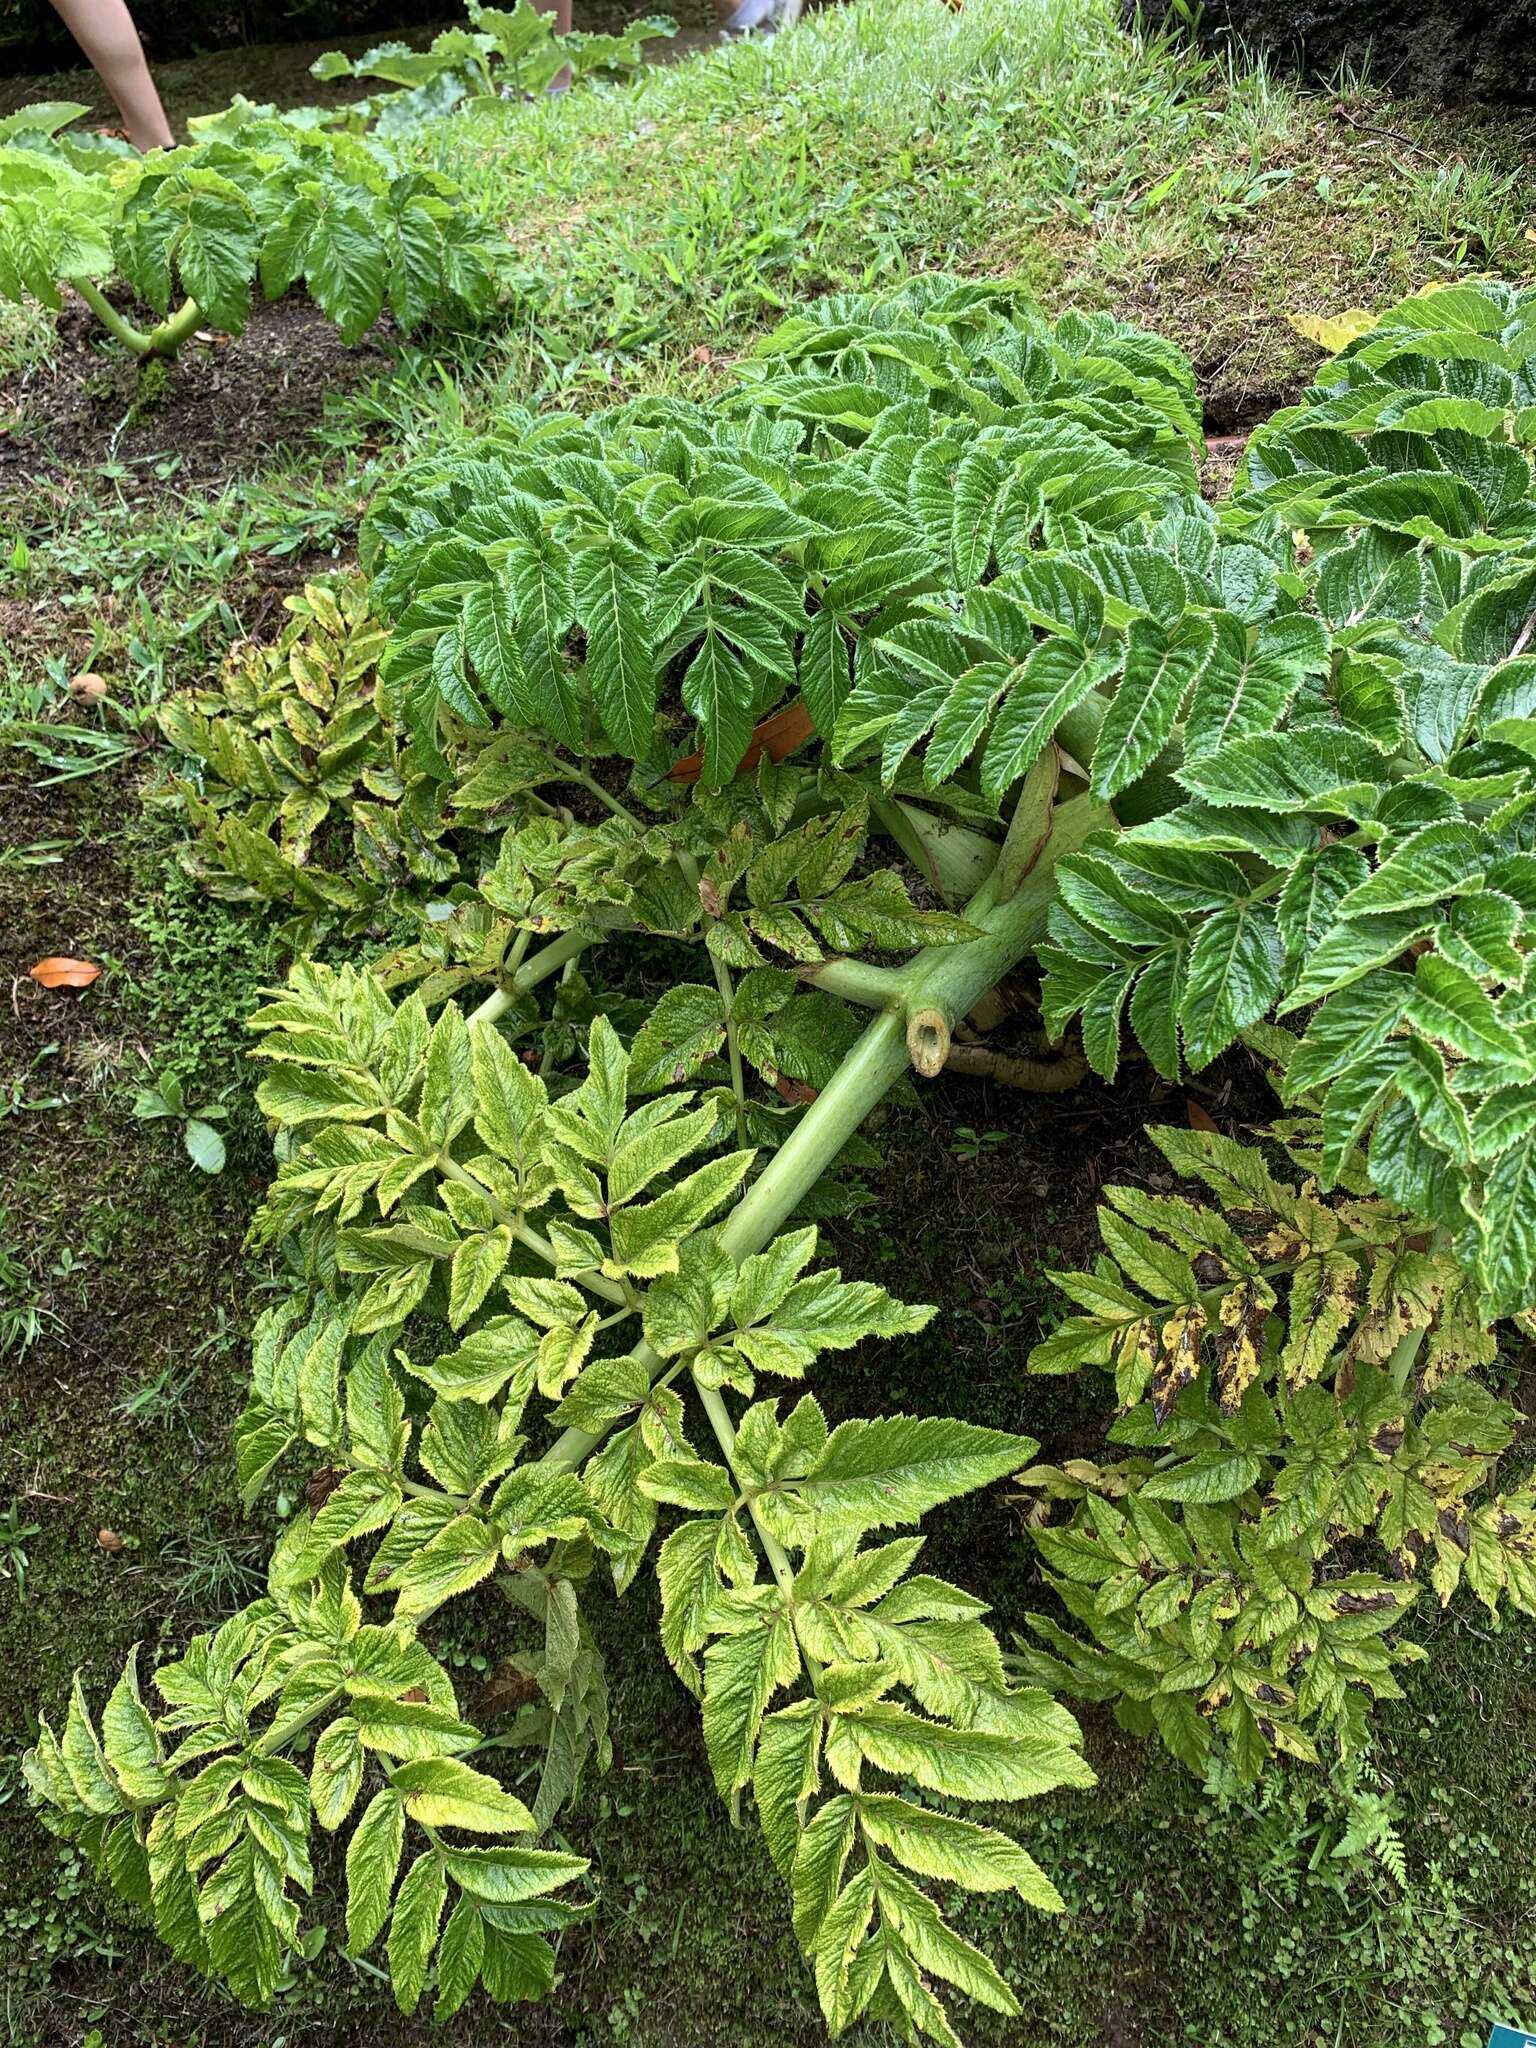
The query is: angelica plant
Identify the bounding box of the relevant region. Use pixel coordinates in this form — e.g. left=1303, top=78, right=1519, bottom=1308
left=0, top=104, right=507, bottom=358
left=34, top=830, right=1100, bottom=2033
left=308, top=0, right=675, bottom=136
left=1017, top=1117, right=1536, bottom=1780
left=33, top=273, right=1536, bottom=2038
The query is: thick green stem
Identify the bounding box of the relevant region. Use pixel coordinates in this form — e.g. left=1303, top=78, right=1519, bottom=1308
left=544, top=1336, right=665, bottom=1471
left=256, top=1681, right=347, bottom=1757
left=719, top=1007, right=909, bottom=1261
left=537, top=954, right=580, bottom=1079
left=144, top=297, right=204, bottom=357
left=538, top=791, right=1108, bottom=1477
left=399, top=1472, right=469, bottom=1507
left=501, top=926, right=534, bottom=982
left=468, top=929, right=589, bottom=1028
left=873, top=799, right=999, bottom=906
left=74, top=278, right=154, bottom=356
left=798, top=957, right=905, bottom=1008
left=898, top=792, right=1114, bottom=1034
left=75, top=282, right=203, bottom=359
left=576, top=771, right=641, bottom=826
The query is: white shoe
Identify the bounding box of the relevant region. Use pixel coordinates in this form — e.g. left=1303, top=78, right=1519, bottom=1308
left=723, top=0, right=802, bottom=32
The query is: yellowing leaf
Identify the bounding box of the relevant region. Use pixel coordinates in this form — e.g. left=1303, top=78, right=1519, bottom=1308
left=1288, top=308, right=1377, bottom=353
left=1150, top=1303, right=1206, bottom=1422
left=1289, top=281, right=1457, bottom=357
left=1213, top=1281, right=1267, bottom=1412
left=1281, top=1250, right=1358, bottom=1389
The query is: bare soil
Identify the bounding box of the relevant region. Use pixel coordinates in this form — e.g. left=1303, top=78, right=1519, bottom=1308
left=1, top=293, right=395, bottom=492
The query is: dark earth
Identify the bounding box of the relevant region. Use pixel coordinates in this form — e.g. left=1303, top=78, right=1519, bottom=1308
left=1133, top=0, right=1536, bottom=105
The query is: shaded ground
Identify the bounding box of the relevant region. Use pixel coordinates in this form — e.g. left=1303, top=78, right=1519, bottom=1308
left=1131, top=0, right=1536, bottom=109
left=0, top=298, right=395, bottom=491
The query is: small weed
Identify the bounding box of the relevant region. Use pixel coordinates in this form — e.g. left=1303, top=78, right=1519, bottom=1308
left=114, top=1358, right=200, bottom=1433
left=1402, top=153, right=1527, bottom=266
left=0, top=1843, right=121, bottom=1987
left=0, top=1046, right=66, bottom=1123
left=0, top=1223, right=51, bottom=1359
left=0, top=1503, right=42, bottom=1601
left=159, top=1527, right=267, bottom=1612
left=131, top=1062, right=232, bottom=1174
left=1210, top=1748, right=1411, bottom=1895
left=115, top=1307, right=240, bottom=1433
left=0, top=632, right=156, bottom=783
left=0, top=838, right=68, bottom=872
left=950, top=1125, right=1010, bottom=1162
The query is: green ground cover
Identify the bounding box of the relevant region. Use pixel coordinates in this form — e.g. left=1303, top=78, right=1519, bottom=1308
left=2, top=3, right=1535, bottom=2043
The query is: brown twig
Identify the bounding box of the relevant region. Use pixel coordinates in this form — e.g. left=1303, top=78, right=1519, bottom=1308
left=1330, top=103, right=1439, bottom=164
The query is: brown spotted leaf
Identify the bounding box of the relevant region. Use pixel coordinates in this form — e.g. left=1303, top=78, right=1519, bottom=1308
left=1333, top=1587, right=1401, bottom=1615
left=1419, top=1278, right=1498, bottom=1392
left=1213, top=1280, right=1267, bottom=1412
left=1150, top=1302, right=1206, bottom=1422
left=1354, top=1247, right=1447, bottom=1362
left=1118, top=1315, right=1161, bottom=1410
left=1280, top=1250, right=1359, bottom=1389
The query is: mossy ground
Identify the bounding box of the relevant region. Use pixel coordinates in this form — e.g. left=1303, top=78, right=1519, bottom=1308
left=2, top=4, right=1536, bottom=2043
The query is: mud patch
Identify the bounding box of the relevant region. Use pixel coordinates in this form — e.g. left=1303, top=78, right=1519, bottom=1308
left=0, top=292, right=394, bottom=495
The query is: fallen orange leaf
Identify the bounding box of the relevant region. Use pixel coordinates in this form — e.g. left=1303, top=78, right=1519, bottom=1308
left=772, top=1074, right=818, bottom=1105
left=668, top=699, right=816, bottom=784
left=1186, top=1099, right=1219, bottom=1132
left=29, top=956, right=101, bottom=989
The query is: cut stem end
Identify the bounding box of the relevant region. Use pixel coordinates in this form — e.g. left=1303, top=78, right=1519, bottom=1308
left=906, top=1007, right=951, bottom=1078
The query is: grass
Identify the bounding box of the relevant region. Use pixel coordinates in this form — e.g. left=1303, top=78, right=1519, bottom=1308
left=2, top=2, right=1535, bottom=2043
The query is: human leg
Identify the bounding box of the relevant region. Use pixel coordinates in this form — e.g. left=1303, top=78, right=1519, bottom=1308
left=532, top=0, right=574, bottom=91
left=48, top=0, right=173, bottom=150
